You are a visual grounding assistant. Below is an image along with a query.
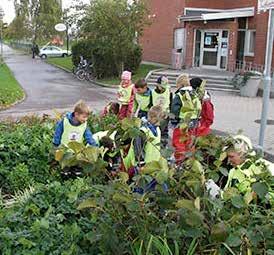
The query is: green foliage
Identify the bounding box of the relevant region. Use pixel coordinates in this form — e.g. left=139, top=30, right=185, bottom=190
left=0, top=117, right=59, bottom=193
left=7, top=0, right=62, bottom=43
left=71, top=40, right=143, bottom=78
left=71, top=0, right=148, bottom=78
left=0, top=115, right=273, bottom=254
left=0, top=64, right=24, bottom=108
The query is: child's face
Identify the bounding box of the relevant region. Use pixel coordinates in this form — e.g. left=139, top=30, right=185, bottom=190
left=136, top=86, right=147, bottom=94
left=121, top=79, right=131, bottom=86
left=74, top=112, right=89, bottom=124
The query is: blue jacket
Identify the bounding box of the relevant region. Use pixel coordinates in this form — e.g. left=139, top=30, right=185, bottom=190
left=53, top=112, right=97, bottom=147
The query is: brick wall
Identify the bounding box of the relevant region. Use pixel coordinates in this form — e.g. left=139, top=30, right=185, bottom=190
left=140, top=0, right=185, bottom=65
left=140, top=0, right=274, bottom=69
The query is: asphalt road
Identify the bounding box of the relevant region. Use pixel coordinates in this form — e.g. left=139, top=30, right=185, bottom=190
left=0, top=45, right=116, bottom=118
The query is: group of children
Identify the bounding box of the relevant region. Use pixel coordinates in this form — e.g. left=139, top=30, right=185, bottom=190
left=115, top=70, right=214, bottom=163
left=53, top=70, right=214, bottom=179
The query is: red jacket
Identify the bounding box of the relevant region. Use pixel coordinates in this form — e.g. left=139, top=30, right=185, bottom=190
left=197, top=92, right=214, bottom=136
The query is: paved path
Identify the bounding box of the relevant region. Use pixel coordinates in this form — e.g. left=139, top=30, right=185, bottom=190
left=0, top=45, right=116, bottom=117
left=1, top=45, right=274, bottom=156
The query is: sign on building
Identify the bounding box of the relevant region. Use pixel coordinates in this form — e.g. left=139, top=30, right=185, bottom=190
left=258, top=0, right=274, bottom=12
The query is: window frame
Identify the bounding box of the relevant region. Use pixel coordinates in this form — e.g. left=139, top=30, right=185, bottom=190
left=244, top=29, right=256, bottom=57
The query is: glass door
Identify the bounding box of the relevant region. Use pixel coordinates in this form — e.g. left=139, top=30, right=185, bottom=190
left=201, top=31, right=221, bottom=69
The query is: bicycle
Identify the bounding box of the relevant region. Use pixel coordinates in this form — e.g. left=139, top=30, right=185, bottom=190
left=75, top=60, right=95, bottom=82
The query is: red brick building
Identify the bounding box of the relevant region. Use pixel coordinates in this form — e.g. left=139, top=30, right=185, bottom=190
left=140, top=0, right=274, bottom=71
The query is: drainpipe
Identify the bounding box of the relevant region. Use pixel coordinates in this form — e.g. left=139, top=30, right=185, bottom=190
left=258, top=8, right=274, bottom=153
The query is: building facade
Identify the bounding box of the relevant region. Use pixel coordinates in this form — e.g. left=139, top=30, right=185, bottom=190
left=140, top=0, right=274, bottom=71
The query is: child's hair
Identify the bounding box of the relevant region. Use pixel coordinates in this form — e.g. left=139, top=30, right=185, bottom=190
left=100, top=136, right=114, bottom=150
left=74, top=100, right=90, bottom=115
left=148, top=105, right=164, bottom=125
left=135, top=79, right=147, bottom=88
left=176, top=74, right=190, bottom=88
left=190, top=77, right=203, bottom=90
left=109, top=102, right=120, bottom=115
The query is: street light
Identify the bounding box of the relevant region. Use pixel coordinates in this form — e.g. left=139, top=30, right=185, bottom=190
left=0, top=6, right=4, bottom=66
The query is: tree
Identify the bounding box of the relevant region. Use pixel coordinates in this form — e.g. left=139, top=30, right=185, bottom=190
left=7, top=0, right=63, bottom=43
left=80, top=0, right=149, bottom=75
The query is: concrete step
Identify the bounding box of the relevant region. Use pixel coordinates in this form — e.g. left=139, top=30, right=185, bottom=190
left=146, top=70, right=238, bottom=93
left=151, top=71, right=233, bottom=81
left=147, top=78, right=232, bottom=86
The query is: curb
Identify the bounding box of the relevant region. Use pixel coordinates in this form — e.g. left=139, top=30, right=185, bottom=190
left=45, top=61, right=72, bottom=73
left=0, top=93, right=26, bottom=111
left=0, top=63, right=27, bottom=112
left=45, top=61, right=117, bottom=88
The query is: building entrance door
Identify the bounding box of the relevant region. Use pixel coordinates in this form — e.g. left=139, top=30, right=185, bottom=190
left=201, top=30, right=221, bottom=69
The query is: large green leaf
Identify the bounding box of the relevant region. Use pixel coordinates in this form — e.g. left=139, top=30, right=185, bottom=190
left=211, top=222, right=228, bottom=242
left=252, top=182, right=268, bottom=199
left=77, top=198, right=97, bottom=210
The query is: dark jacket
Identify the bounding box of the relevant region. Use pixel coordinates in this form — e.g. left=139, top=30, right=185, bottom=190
left=171, top=86, right=195, bottom=126
left=53, top=112, right=97, bottom=147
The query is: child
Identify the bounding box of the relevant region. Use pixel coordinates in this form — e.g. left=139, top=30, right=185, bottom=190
left=152, top=76, right=173, bottom=147
left=134, top=79, right=152, bottom=119
left=53, top=100, right=97, bottom=147
left=119, top=106, right=164, bottom=177
left=171, top=74, right=202, bottom=164
left=102, top=102, right=120, bottom=117
left=190, top=77, right=214, bottom=137
left=117, top=71, right=135, bottom=119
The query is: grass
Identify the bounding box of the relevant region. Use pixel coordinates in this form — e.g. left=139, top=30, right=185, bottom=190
left=46, top=57, right=74, bottom=72
left=99, top=64, right=162, bottom=86
left=46, top=57, right=162, bottom=86
left=0, top=63, right=24, bottom=109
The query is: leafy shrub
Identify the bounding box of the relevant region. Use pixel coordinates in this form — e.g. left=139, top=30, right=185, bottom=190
left=71, top=40, right=143, bottom=78
left=7, top=163, right=34, bottom=191
left=0, top=115, right=273, bottom=254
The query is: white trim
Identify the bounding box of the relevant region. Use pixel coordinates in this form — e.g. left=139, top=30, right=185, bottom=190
left=181, top=7, right=255, bottom=21
left=202, top=10, right=254, bottom=21
left=184, top=7, right=255, bottom=13
left=244, top=29, right=256, bottom=57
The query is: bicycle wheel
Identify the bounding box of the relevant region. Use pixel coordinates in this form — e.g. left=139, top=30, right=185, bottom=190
left=87, top=71, right=95, bottom=82
left=76, top=70, right=86, bottom=81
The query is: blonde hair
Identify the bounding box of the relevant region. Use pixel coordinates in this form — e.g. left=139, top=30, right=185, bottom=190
left=74, top=100, right=90, bottom=115
left=176, top=74, right=190, bottom=88
left=148, top=105, right=164, bottom=125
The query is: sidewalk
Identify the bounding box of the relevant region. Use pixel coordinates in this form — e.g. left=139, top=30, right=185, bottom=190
left=211, top=91, right=274, bottom=154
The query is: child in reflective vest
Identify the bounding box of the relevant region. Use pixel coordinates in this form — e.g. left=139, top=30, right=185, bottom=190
left=171, top=74, right=202, bottom=164
left=152, top=76, right=173, bottom=147
left=117, top=71, right=135, bottom=119
left=134, top=79, right=152, bottom=119
left=119, top=106, right=163, bottom=177
left=53, top=100, right=97, bottom=148
left=190, top=77, right=214, bottom=137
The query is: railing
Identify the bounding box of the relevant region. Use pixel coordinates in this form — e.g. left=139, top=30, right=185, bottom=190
left=9, top=40, right=32, bottom=53
left=227, top=60, right=268, bottom=74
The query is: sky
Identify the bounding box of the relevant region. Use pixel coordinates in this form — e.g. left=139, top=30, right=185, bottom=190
left=0, top=0, right=90, bottom=24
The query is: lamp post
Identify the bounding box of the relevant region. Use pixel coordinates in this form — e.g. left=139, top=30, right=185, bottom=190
left=0, top=6, right=4, bottom=66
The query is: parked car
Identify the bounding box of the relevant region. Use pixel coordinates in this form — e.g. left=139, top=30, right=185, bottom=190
left=39, top=46, right=71, bottom=59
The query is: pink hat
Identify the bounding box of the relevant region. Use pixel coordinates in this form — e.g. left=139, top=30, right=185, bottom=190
left=121, top=71, right=132, bottom=81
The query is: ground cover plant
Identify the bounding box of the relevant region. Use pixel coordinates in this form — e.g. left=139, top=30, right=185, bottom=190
left=0, top=115, right=273, bottom=255
left=0, top=64, right=24, bottom=109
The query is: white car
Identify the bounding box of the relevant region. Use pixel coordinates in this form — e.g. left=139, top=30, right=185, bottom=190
left=39, top=46, right=71, bottom=59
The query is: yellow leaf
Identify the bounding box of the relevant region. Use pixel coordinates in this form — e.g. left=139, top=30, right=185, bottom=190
left=77, top=198, right=97, bottom=210
left=194, top=197, right=200, bottom=211
left=55, top=149, right=64, bottom=162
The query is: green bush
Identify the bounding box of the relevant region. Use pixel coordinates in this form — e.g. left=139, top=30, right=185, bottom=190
left=0, top=116, right=273, bottom=254
left=71, top=40, right=143, bottom=78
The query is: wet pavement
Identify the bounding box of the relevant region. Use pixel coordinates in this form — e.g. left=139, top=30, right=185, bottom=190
left=0, top=45, right=116, bottom=117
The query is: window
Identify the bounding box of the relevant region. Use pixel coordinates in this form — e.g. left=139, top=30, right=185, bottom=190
left=245, top=30, right=256, bottom=56
left=174, top=28, right=185, bottom=49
